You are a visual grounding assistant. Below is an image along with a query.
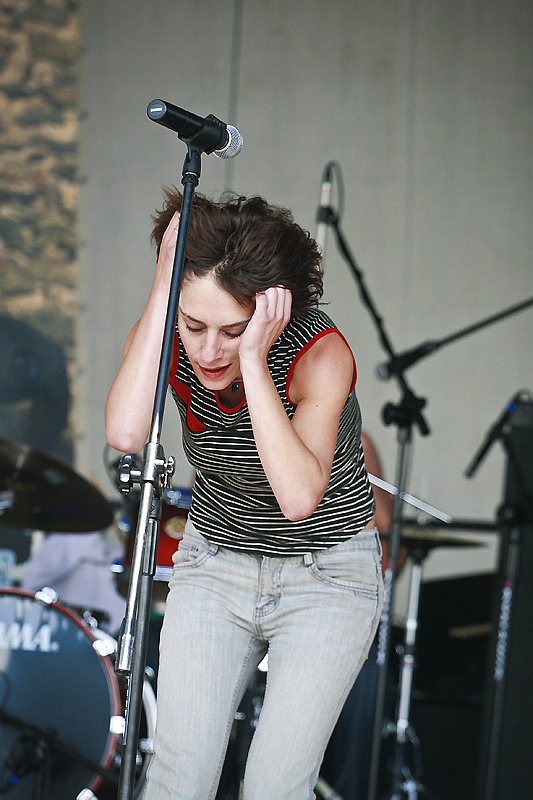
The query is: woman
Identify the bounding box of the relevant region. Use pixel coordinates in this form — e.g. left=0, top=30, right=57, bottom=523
left=106, top=190, right=383, bottom=800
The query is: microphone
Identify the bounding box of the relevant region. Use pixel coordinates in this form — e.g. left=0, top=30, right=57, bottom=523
left=464, top=390, right=526, bottom=478
left=315, top=163, right=334, bottom=254
left=147, top=99, right=243, bottom=158
left=376, top=340, right=438, bottom=380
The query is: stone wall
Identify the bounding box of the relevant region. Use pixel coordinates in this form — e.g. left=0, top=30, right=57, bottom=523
left=0, top=0, right=80, bottom=459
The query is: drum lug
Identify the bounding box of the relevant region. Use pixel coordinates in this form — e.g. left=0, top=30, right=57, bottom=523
left=34, top=586, right=58, bottom=605
left=110, top=714, right=126, bottom=735
left=92, top=635, right=117, bottom=658
left=77, top=790, right=97, bottom=800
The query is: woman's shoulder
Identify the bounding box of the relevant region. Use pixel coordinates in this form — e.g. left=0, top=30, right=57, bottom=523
left=293, top=306, right=335, bottom=330
left=281, top=307, right=336, bottom=345
left=289, top=308, right=352, bottom=359
left=286, top=309, right=355, bottom=404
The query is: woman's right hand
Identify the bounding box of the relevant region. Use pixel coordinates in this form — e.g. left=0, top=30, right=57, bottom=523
left=155, top=210, right=181, bottom=288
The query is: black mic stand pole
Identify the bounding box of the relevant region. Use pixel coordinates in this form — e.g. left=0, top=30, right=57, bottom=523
left=114, top=127, right=217, bottom=800
left=325, top=213, right=430, bottom=800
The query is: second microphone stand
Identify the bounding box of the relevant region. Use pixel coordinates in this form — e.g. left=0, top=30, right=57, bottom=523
left=324, top=201, right=430, bottom=800
left=320, top=167, right=533, bottom=800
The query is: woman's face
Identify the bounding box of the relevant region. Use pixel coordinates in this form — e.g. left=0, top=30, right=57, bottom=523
left=178, top=272, right=253, bottom=390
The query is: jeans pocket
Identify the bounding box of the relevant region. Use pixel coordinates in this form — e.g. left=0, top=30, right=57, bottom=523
left=306, top=542, right=380, bottom=599
left=172, top=527, right=218, bottom=570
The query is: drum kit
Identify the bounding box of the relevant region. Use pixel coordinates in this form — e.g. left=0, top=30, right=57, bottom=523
left=0, top=437, right=159, bottom=799
left=0, top=435, right=494, bottom=799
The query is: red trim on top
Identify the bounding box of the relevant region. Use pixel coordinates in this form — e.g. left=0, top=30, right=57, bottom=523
left=168, top=332, right=206, bottom=432
left=286, top=328, right=357, bottom=406
left=169, top=330, right=179, bottom=381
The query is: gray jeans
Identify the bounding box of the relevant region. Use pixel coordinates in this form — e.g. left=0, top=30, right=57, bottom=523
left=142, top=521, right=383, bottom=800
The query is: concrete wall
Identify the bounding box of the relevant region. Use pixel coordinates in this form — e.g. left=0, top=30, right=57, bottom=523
left=77, top=0, right=533, bottom=588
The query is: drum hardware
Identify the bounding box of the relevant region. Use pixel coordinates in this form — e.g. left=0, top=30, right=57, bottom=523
left=36, top=587, right=114, bottom=633
left=0, top=437, right=113, bottom=533
left=0, top=707, right=120, bottom=796
left=0, top=588, right=155, bottom=799
left=368, top=475, right=452, bottom=524
left=401, top=517, right=497, bottom=533
left=70, top=607, right=112, bottom=630
left=315, top=776, right=346, bottom=800
left=374, top=529, right=485, bottom=800
left=368, top=478, right=484, bottom=799
left=112, top=485, right=192, bottom=607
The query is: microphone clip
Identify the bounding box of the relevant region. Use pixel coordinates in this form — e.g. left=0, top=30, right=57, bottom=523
left=183, top=113, right=226, bottom=155
left=316, top=204, right=337, bottom=227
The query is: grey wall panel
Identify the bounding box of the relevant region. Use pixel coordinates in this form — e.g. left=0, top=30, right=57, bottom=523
left=77, top=0, right=532, bottom=584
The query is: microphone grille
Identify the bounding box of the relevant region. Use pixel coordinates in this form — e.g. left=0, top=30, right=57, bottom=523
left=214, top=125, right=243, bottom=159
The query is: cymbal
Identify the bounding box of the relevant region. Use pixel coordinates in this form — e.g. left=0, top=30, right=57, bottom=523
left=382, top=524, right=485, bottom=550
left=0, top=437, right=113, bottom=533
left=402, top=516, right=497, bottom=532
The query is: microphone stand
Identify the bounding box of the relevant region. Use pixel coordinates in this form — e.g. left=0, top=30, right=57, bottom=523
left=321, top=187, right=533, bottom=799
left=114, top=120, right=222, bottom=800
left=326, top=211, right=429, bottom=800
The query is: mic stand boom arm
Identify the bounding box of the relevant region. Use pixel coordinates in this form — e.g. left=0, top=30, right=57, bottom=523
left=377, top=295, right=533, bottom=379
left=114, top=134, right=210, bottom=800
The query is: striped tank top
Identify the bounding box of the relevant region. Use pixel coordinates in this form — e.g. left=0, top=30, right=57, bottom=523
left=169, top=307, right=375, bottom=556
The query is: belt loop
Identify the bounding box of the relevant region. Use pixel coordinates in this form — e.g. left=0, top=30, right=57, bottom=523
left=303, top=553, right=314, bottom=567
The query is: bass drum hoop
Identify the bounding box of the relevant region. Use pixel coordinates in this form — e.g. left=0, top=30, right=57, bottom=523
left=0, top=587, right=121, bottom=797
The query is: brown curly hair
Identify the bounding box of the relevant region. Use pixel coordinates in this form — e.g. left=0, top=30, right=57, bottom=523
left=151, top=188, right=323, bottom=315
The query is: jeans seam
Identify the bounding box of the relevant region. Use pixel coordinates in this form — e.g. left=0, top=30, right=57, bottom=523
left=208, top=635, right=258, bottom=800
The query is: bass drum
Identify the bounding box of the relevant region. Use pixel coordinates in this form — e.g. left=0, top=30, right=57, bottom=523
left=115, top=486, right=192, bottom=606
left=0, top=587, right=155, bottom=799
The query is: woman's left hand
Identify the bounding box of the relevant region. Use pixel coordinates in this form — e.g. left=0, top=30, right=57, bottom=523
left=239, top=286, right=292, bottom=365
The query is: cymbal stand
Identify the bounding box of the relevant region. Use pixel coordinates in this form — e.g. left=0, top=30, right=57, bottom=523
left=114, top=111, right=229, bottom=800
left=368, top=405, right=427, bottom=800
left=379, top=540, right=434, bottom=800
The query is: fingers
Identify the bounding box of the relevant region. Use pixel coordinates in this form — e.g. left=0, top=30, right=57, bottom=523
left=161, top=211, right=182, bottom=249
left=240, top=287, right=291, bottom=360
left=155, top=212, right=182, bottom=286
left=255, top=286, right=292, bottom=323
